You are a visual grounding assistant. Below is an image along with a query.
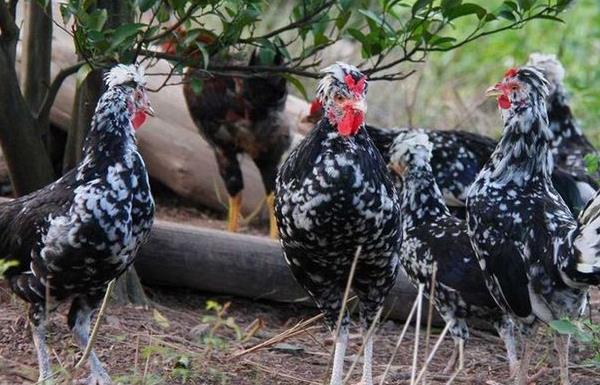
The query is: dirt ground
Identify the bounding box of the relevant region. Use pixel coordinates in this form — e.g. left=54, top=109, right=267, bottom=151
left=1, top=183, right=600, bottom=385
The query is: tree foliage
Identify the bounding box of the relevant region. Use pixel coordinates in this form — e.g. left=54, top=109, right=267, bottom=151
left=55, top=0, right=574, bottom=90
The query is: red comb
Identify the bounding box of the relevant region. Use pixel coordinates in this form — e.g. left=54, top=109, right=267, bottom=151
left=504, top=67, right=518, bottom=78
left=309, top=99, right=323, bottom=115
left=344, top=74, right=366, bottom=95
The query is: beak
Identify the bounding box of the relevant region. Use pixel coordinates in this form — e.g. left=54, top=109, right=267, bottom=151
left=352, top=98, right=367, bottom=114
left=145, top=104, right=156, bottom=117
left=485, top=83, right=504, bottom=97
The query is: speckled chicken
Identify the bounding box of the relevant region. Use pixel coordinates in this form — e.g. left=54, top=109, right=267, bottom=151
left=275, top=63, right=400, bottom=385
left=164, top=32, right=290, bottom=237
left=0, top=65, right=155, bottom=384
left=388, top=131, right=517, bottom=380
left=467, top=66, right=600, bottom=385
left=528, top=53, right=599, bottom=183
left=304, top=84, right=597, bottom=217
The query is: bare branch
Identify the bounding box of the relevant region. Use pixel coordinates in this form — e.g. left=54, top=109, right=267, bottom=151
left=36, top=61, right=87, bottom=125
left=139, top=49, right=323, bottom=78
left=422, top=10, right=552, bottom=53
left=239, top=1, right=336, bottom=43
left=141, top=2, right=202, bottom=44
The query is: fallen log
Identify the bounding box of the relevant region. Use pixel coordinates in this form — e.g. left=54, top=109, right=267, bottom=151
left=135, top=220, right=438, bottom=324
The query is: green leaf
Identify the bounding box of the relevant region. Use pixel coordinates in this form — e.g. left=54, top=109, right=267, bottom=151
left=517, top=0, right=532, bottom=11
left=282, top=74, right=308, bottom=100
left=0, top=260, right=18, bottom=279
left=550, top=319, right=578, bottom=335
left=137, top=0, right=158, bottom=13
left=76, top=63, right=92, bottom=88
left=87, top=9, right=107, bottom=32
left=534, top=15, right=565, bottom=23
left=446, top=3, right=487, bottom=20
left=358, top=9, right=395, bottom=35
left=340, top=0, right=355, bottom=11
left=153, top=309, right=170, bottom=329
left=109, top=23, right=145, bottom=50
left=497, top=10, right=516, bottom=21
left=584, top=153, right=599, bottom=175
left=336, top=10, right=352, bottom=30
left=190, top=78, right=203, bottom=95
left=412, top=0, right=433, bottom=15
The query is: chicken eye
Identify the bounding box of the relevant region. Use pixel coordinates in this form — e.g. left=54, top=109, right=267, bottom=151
left=334, top=94, right=345, bottom=102
left=510, top=84, right=519, bottom=91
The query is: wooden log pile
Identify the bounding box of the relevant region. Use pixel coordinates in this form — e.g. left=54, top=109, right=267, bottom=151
left=135, top=220, right=428, bottom=323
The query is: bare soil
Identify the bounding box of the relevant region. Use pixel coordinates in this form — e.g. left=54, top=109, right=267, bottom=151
left=1, top=183, right=599, bottom=385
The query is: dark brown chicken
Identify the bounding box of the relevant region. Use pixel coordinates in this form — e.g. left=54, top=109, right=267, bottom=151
left=164, top=32, right=291, bottom=237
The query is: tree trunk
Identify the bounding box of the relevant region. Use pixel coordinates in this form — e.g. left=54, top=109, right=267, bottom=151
left=21, top=0, right=64, bottom=175
left=62, top=69, right=104, bottom=172
left=0, top=5, right=55, bottom=196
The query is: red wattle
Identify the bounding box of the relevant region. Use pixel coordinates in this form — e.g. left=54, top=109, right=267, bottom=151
left=338, top=109, right=364, bottom=136
left=132, top=111, right=147, bottom=130
left=498, top=94, right=511, bottom=109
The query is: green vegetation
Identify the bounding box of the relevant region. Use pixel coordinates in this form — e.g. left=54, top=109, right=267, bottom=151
left=551, top=318, right=600, bottom=365
left=0, top=260, right=17, bottom=280
left=363, top=0, right=600, bottom=142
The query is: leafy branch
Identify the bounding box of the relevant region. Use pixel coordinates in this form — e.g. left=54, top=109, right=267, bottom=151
left=55, top=0, right=575, bottom=94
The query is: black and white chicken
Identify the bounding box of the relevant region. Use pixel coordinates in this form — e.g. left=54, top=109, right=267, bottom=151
left=528, top=53, right=599, bottom=183
left=1, top=65, right=155, bottom=384
left=388, top=131, right=517, bottom=380
left=304, top=64, right=597, bottom=216
left=275, top=63, right=400, bottom=385
left=467, top=66, right=600, bottom=385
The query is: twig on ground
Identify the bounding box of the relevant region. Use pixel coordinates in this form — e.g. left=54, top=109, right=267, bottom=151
left=413, top=322, right=451, bottom=385
left=378, top=294, right=420, bottom=385
left=423, top=263, right=438, bottom=362
left=410, top=284, right=425, bottom=385
left=324, top=246, right=362, bottom=385
left=243, top=359, right=322, bottom=385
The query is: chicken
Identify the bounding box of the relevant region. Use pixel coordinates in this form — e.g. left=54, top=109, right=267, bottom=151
left=1, top=65, right=155, bottom=384
left=164, top=31, right=291, bottom=237
left=388, top=131, right=517, bottom=381
left=304, top=76, right=597, bottom=217
left=528, top=53, right=599, bottom=184
left=275, top=63, right=400, bottom=385
left=467, top=66, right=600, bottom=385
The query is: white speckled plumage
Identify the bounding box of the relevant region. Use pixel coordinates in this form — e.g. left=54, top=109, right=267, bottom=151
left=275, top=63, right=399, bottom=385
left=1, top=63, right=155, bottom=384
left=466, top=65, right=600, bottom=385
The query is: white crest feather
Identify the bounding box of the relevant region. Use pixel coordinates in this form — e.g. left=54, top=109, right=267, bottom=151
left=104, top=64, right=147, bottom=88
left=527, top=53, right=565, bottom=86
left=316, top=62, right=365, bottom=102
left=390, top=130, right=433, bottom=165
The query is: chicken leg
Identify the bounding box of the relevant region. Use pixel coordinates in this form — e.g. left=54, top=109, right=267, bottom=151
left=360, top=328, right=374, bottom=385
left=68, top=298, right=111, bottom=385
left=266, top=192, right=278, bottom=239
left=445, top=339, right=464, bottom=385
left=227, top=193, right=242, bottom=233
left=30, top=304, right=52, bottom=384
left=496, top=317, right=519, bottom=376
left=330, top=326, right=349, bottom=385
